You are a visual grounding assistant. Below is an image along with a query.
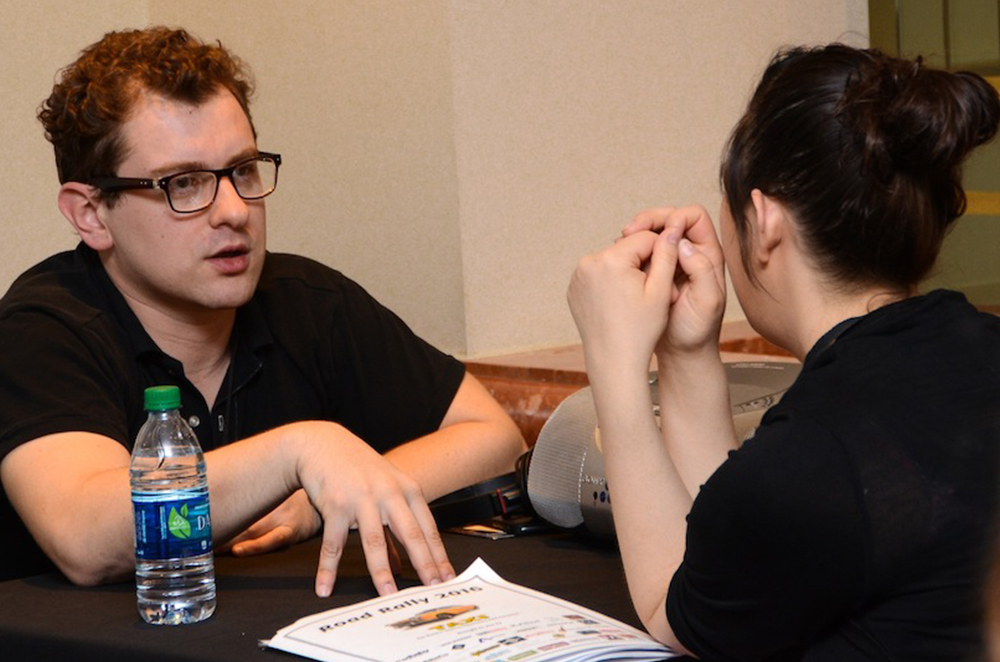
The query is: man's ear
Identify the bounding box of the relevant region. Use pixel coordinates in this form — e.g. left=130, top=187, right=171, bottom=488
left=58, top=183, right=113, bottom=251
left=749, top=188, right=786, bottom=265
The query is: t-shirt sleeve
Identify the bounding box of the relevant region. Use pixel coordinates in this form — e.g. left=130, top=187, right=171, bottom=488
left=666, top=409, right=868, bottom=662
left=326, top=276, right=466, bottom=452
left=0, top=308, right=134, bottom=460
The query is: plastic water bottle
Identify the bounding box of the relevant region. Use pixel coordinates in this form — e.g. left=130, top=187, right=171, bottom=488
left=130, top=385, right=216, bottom=625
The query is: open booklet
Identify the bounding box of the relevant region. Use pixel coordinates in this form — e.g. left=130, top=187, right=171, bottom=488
left=263, top=557, right=677, bottom=662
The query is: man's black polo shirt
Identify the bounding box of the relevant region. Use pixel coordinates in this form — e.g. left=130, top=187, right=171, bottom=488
left=0, top=244, right=465, bottom=580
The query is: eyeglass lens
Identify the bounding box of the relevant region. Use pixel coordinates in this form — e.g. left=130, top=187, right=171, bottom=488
left=168, top=158, right=278, bottom=213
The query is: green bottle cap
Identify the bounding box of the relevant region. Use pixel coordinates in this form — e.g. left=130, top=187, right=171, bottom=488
left=144, top=385, right=181, bottom=411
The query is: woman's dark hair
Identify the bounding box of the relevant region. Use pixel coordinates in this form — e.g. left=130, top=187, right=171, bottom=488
left=38, top=27, right=256, bottom=200
left=721, top=44, right=999, bottom=291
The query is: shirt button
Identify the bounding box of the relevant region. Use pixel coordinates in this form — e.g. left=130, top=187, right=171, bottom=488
left=188, top=416, right=200, bottom=428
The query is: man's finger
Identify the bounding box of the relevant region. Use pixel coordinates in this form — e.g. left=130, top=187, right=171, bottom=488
left=315, top=518, right=350, bottom=598
left=387, top=534, right=402, bottom=576
left=381, top=496, right=453, bottom=589
left=232, top=526, right=293, bottom=557
left=405, top=495, right=455, bottom=581
left=356, top=502, right=400, bottom=596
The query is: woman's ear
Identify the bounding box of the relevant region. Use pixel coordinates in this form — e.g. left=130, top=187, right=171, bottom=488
left=749, top=188, right=786, bottom=265
left=58, top=183, right=113, bottom=251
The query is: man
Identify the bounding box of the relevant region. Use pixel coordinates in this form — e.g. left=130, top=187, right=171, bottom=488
left=0, top=27, right=525, bottom=597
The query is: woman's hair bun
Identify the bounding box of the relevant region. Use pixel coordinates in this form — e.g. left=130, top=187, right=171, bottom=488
left=722, top=43, right=999, bottom=292
left=839, top=54, right=1000, bottom=181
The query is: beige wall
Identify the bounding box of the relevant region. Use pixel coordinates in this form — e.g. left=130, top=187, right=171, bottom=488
left=0, top=1, right=149, bottom=300
left=0, top=0, right=868, bottom=359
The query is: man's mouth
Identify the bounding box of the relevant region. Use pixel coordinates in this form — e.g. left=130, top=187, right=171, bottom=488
left=208, top=245, right=252, bottom=273
left=213, top=248, right=247, bottom=259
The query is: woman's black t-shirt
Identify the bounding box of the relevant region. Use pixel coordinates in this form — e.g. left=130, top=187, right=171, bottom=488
left=667, top=290, right=1000, bottom=661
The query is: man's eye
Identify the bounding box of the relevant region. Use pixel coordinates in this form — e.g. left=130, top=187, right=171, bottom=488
left=168, top=173, right=210, bottom=198
left=172, top=175, right=196, bottom=190
left=236, top=162, right=257, bottom=176
left=233, top=161, right=260, bottom=187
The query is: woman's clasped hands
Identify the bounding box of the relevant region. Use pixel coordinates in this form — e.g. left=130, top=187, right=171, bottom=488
left=568, top=205, right=727, bottom=373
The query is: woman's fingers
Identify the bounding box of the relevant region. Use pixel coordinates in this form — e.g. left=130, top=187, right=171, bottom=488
left=645, top=228, right=680, bottom=302
left=623, top=207, right=677, bottom=236
left=679, top=238, right=724, bottom=311
left=660, top=238, right=726, bottom=352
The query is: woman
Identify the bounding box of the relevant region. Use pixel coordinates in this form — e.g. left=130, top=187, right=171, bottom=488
left=568, top=44, right=1000, bottom=660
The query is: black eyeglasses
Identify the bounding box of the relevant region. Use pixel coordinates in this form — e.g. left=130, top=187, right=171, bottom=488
left=90, top=152, right=282, bottom=214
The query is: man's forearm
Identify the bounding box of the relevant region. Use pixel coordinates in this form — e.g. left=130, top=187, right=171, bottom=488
left=2, top=427, right=304, bottom=586
left=384, top=419, right=525, bottom=502
left=386, top=373, right=526, bottom=502
left=5, top=419, right=462, bottom=592
left=1, top=433, right=136, bottom=585
left=203, top=425, right=304, bottom=542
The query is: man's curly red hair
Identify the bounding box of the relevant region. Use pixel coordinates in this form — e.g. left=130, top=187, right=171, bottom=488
left=38, top=26, right=256, bottom=196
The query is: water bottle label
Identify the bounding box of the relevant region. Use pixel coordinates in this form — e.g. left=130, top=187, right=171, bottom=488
left=132, top=491, right=213, bottom=560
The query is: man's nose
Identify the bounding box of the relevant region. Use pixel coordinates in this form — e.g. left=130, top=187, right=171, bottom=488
left=210, top=176, right=250, bottom=227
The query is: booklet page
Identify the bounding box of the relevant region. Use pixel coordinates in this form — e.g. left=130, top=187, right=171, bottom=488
left=264, top=557, right=676, bottom=662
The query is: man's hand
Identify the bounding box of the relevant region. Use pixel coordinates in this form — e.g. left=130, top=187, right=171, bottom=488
left=220, top=486, right=402, bottom=577
left=219, top=489, right=321, bottom=557
left=286, top=421, right=455, bottom=598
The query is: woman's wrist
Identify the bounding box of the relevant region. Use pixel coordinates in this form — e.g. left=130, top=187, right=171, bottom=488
left=655, top=345, right=726, bottom=401
left=655, top=337, right=720, bottom=369
left=582, top=343, right=654, bottom=385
